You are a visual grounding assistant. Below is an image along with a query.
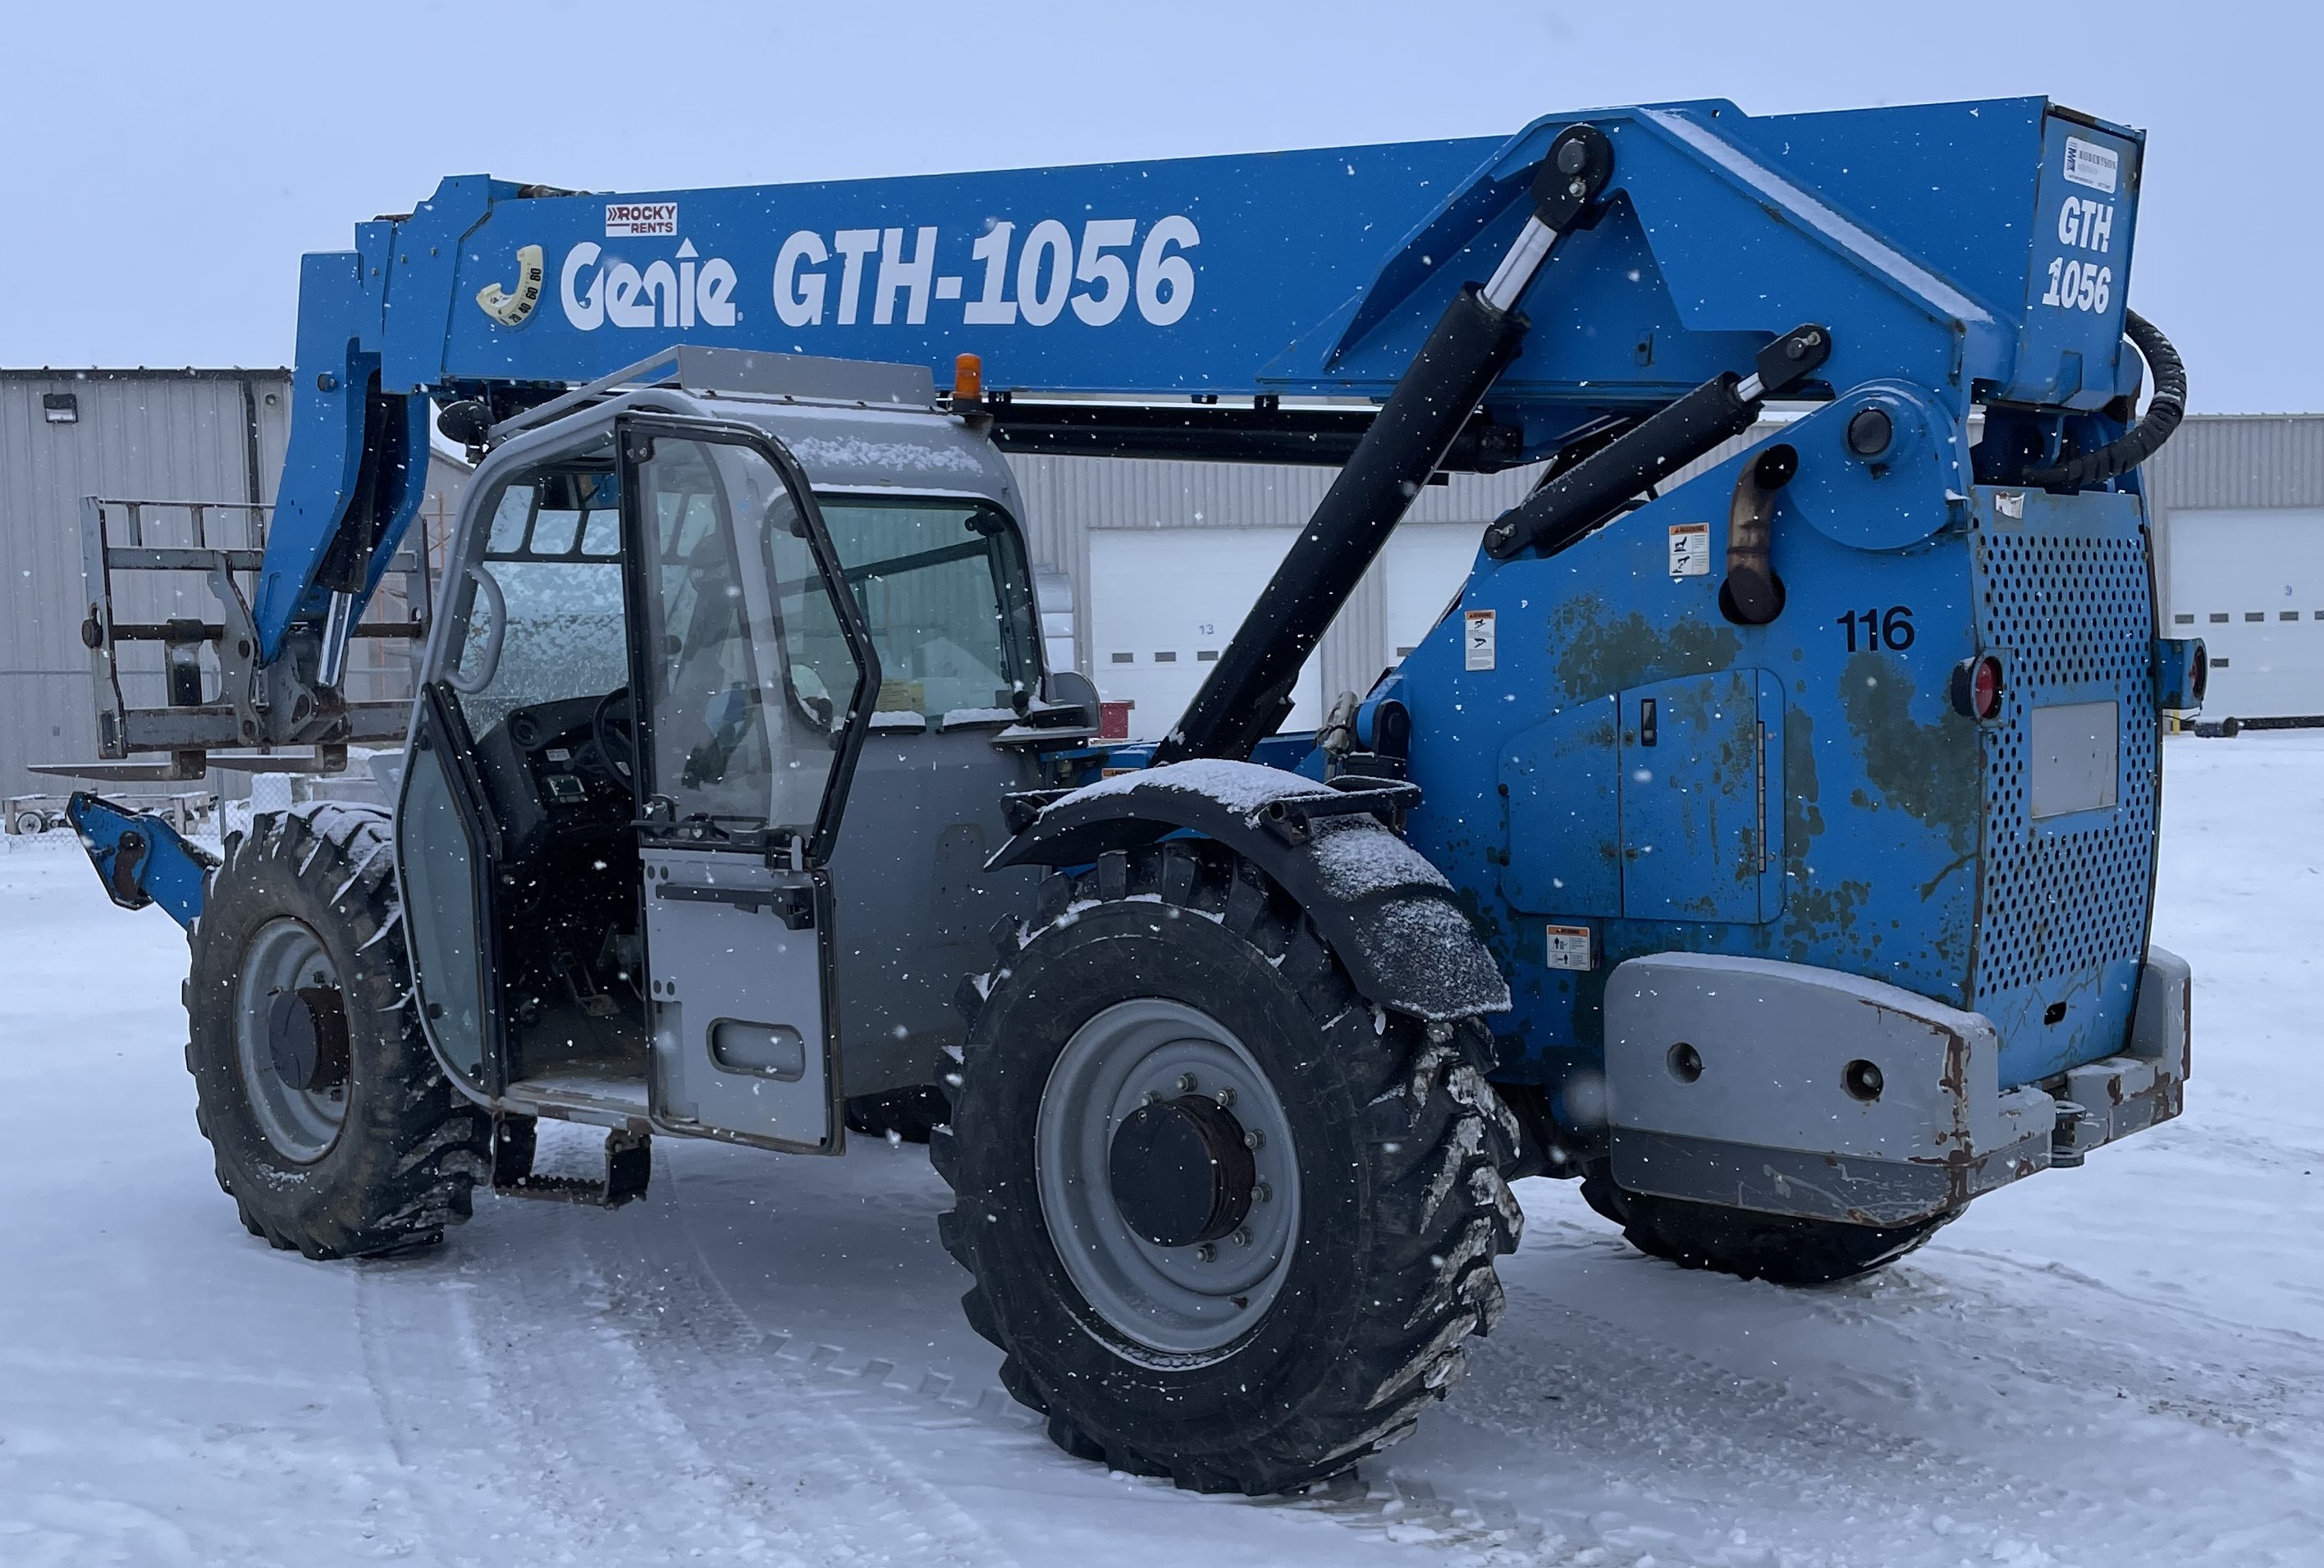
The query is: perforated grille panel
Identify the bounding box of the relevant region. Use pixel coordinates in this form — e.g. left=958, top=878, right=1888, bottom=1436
left=1971, top=523, right=2157, bottom=998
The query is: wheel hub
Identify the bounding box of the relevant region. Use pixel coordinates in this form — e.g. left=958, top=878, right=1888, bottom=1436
left=233, top=917, right=351, bottom=1163
left=266, top=986, right=350, bottom=1093
left=1108, top=1095, right=1256, bottom=1248
left=1036, top=999, right=1301, bottom=1358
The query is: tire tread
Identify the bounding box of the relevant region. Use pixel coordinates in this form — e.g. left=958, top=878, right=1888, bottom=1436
left=186, top=805, right=487, bottom=1261
left=936, top=839, right=1519, bottom=1495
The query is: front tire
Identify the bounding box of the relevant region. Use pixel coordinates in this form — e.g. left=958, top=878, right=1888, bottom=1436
left=1581, top=1167, right=1955, bottom=1286
left=185, top=806, right=489, bottom=1259
left=935, top=842, right=1521, bottom=1494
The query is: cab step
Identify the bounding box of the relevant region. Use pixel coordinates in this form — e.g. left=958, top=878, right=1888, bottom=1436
left=491, top=1115, right=651, bottom=1207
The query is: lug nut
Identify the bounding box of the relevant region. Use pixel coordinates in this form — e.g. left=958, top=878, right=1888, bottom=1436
left=1243, top=1129, right=1265, bottom=1150
left=1253, top=1182, right=1272, bottom=1204
left=1230, top=1227, right=1252, bottom=1248
left=1196, top=1243, right=1216, bottom=1263
left=1215, top=1086, right=1237, bottom=1109
left=1174, top=1072, right=1196, bottom=1093
left=1141, top=1090, right=1162, bottom=1107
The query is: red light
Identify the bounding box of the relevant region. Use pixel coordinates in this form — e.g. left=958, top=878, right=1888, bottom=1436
left=1951, top=653, right=2006, bottom=721
left=1972, top=656, right=2004, bottom=720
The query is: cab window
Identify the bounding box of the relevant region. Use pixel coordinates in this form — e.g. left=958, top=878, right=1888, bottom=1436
left=805, top=496, right=1040, bottom=718
left=448, top=462, right=626, bottom=740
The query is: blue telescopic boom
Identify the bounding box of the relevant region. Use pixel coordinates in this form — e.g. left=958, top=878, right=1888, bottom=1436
left=253, top=95, right=2147, bottom=670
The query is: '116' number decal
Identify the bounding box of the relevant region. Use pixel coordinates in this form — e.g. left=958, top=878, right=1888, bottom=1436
left=1837, top=606, right=1916, bottom=651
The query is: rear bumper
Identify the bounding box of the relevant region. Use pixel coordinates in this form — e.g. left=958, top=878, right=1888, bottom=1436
left=1600, top=949, right=2191, bottom=1227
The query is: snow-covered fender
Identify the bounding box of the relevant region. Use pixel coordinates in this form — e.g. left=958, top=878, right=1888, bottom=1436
left=987, top=760, right=1510, bottom=1023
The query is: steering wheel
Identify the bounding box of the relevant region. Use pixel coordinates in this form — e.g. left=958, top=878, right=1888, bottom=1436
left=591, top=687, right=638, bottom=788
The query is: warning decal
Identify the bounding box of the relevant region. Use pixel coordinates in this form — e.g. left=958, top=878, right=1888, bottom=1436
left=1464, top=609, right=1497, bottom=671
left=1545, top=925, right=1594, bottom=971
left=1668, top=522, right=1711, bottom=578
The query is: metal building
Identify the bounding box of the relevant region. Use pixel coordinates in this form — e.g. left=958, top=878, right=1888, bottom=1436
left=0, top=368, right=465, bottom=802
left=1008, top=455, right=1546, bottom=739
left=2143, top=415, right=2324, bottom=723
left=0, top=370, right=290, bottom=798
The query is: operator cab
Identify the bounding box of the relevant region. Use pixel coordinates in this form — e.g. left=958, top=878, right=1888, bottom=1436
left=394, top=373, right=1068, bottom=1152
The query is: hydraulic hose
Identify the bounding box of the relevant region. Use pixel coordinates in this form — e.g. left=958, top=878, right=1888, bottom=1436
left=2024, top=310, right=2184, bottom=487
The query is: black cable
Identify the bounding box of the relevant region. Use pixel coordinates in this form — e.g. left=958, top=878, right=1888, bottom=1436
left=2025, top=310, right=2185, bottom=487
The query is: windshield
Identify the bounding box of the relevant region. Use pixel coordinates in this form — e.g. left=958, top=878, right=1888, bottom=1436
left=805, top=496, right=1040, bottom=719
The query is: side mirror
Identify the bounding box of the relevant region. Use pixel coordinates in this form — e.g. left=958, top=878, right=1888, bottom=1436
left=1041, top=669, right=1101, bottom=726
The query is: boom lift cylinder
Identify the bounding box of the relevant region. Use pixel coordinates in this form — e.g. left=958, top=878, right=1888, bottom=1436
left=1156, top=125, right=1611, bottom=762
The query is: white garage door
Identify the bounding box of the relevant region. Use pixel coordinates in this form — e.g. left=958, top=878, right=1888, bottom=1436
left=1384, top=523, right=1486, bottom=661
left=1090, top=528, right=1323, bottom=741
left=2166, top=509, right=2324, bottom=719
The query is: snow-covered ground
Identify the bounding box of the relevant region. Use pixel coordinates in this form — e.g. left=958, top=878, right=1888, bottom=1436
left=1, top=733, right=2318, bottom=1568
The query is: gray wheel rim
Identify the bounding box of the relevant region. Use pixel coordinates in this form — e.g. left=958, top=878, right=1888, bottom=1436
left=1036, top=999, right=1301, bottom=1359
left=234, top=917, right=350, bottom=1163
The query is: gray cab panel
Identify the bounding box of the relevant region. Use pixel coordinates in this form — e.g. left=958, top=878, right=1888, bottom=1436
left=826, top=720, right=1045, bottom=1095
left=643, top=848, right=835, bottom=1150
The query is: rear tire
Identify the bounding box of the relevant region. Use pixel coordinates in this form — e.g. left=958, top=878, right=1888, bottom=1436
left=935, top=841, right=1521, bottom=1494
left=1581, top=1167, right=1954, bottom=1286
left=185, top=806, right=489, bottom=1259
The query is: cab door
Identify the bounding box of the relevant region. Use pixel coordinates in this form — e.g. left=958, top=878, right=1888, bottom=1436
left=619, top=417, right=878, bottom=1152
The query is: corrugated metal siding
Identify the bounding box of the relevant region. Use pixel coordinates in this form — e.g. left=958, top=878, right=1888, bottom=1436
left=2145, top=416, right=2324, bottom=512
left=2142, top=416, right=2324, bottom=622
left=0, top=370, right=289, bottom=797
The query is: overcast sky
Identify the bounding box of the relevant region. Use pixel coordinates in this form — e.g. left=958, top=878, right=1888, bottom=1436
left=5, top=1, right=2308, bottom=411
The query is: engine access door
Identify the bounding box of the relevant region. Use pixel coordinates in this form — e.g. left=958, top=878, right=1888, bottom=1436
left=620, top=417, right=878, bottom=1153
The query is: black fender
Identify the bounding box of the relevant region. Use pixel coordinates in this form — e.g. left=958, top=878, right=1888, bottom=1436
left=988, top=761, right=1509, bottom=1023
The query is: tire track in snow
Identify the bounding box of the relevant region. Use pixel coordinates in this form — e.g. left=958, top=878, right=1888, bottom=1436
left=359, top=1199, right=1009, bottom=1566
left=574, top=1167, right=1024, bottom=1568
left=357, top=1252, right=597, bottom=1566
left=1408, top=1209, right=2316, bottom=1566
left=634, top=1157, right=1591, bottom=1563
